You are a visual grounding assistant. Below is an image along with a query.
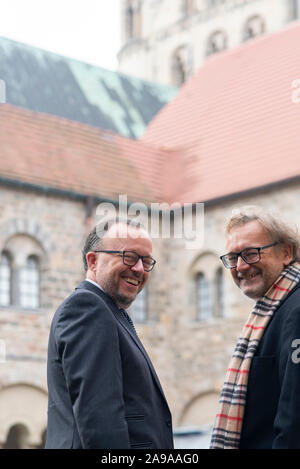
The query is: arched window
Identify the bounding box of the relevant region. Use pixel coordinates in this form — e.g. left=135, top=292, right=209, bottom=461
left=0, top=251, right=12, bottom=306
left=191, top=252, right=226, bottom=322
left=244, top=15, right=265, bottom=41
left=125, top=0, right=141, bottom=40
left=126, top=3, right=135, bottom=39
left=3, top=423, right=30, bottom=449
left=171, top=45, right=191, bottom=86
left=130, top=286, right=147, bottom=323
left=19, top=255, right=40, bottom=309
left=196, top=273, right=213, bottom=321
left=1, top=233, right=44, bottom=310
left=0, top=384, right=48, bottom=449
left=207, top=30, right=227, bottom=56
left=215, top=267, right=224, bottom=318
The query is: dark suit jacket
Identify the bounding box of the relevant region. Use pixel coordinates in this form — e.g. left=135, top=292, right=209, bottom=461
left=45, top=280, right=173, bottom=449
left=240, top=282, right=300, bottom=449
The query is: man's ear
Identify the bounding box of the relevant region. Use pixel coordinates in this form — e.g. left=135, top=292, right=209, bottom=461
left=86, top=251, right=97, bottom=273
left=282, top=243, right=294, bottom=266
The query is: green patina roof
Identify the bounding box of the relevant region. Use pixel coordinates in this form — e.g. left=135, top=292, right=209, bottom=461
left=0, top=36, right=177, bottom=138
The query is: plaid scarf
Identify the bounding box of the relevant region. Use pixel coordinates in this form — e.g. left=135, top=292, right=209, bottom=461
left=210, top=261, right=300, bottom=449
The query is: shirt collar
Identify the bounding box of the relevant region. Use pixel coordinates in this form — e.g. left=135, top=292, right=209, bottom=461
left=85, top=278, right=125, bottom=312
left=85, top=278, right=104, bottom=292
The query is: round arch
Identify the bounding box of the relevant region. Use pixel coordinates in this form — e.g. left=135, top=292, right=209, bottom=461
left=179, top=391, right=220, bottom=428
left=0, top=383, right=48, bottom=448
left=0, top=217, right=51, bottom=258
left=3, top=423, right=30, bottom=449
left=206, top=30, right=228, bottom=56
left=243, top=14, right=265, bottom=41
left=189, top=250, right=221, bottom=281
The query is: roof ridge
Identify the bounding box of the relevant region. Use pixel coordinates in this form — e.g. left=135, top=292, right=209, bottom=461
left=0, top=34, right=177, bottom=91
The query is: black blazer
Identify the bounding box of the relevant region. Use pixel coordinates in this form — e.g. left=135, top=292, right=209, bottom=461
left=240, top=282, right=300, bottom=449
left=45, top=280, right=173, bottom=449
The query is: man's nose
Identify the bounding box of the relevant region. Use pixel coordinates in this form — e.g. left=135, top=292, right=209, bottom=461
left=131, top=258, right=145, bottom=273
left=235, top=255, right=250, bottom=271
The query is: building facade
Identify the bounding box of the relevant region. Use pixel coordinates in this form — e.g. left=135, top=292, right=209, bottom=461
left=1, top=176, right=299, bottom=447
left=118, top=0, right=300, bottom=85
left=0, top=20, right=300, bottom=449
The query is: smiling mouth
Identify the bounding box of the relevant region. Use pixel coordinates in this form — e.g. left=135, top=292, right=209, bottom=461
left=239, top=272, right=260, bottom=282
left=123, top=277, right=140, bottom=287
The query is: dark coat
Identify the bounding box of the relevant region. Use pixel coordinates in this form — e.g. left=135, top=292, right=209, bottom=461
left=240, top=282, right=300, bottom=448
left=45, top=280, right=173, bottom=449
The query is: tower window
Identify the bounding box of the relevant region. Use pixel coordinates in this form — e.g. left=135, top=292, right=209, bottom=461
left=207, top=30, right=227, bottom=56
left=125, top=0, right=141, bottom=40
left=171, top=45, right=191, bottom=86
left=244, top=15, right=265, bottom=41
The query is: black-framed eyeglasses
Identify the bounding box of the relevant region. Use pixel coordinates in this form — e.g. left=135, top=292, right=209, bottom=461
left=93, top=250, right=156, bottom=272
left=220, top=242, right=278, bottom=269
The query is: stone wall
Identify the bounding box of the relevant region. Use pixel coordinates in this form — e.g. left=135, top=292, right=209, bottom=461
left=1, top=180, right=299, bottom=445
left=0, top=186, right=86, bottom=447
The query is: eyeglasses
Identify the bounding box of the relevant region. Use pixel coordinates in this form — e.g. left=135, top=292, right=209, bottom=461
left=93, top=250, right=156, bottom=272
left=220, top=242, right=278, bottom=269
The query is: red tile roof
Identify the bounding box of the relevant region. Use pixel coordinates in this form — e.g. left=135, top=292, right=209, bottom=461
left=143, top=22, right=300, bottom=203
left=0, top=104, right=160, bottom=204
left=1, top=22, right=300, bottom=206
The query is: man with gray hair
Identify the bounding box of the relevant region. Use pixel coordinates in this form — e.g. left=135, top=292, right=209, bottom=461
left=46, top=217, right=173, bottom=449
left=211, top=206, right=300, bottom=449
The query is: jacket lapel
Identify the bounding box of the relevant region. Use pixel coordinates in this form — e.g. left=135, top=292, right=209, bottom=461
left=75, top=281, right=169, bottom=407
left=112, top=308, right=169, bottom=405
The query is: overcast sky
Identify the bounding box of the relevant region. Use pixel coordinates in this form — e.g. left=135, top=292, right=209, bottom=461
left=0, top=0, right=121, bottom=70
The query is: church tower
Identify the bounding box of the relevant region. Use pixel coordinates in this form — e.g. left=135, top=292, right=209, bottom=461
left=118, top=0, right=300, bottom=86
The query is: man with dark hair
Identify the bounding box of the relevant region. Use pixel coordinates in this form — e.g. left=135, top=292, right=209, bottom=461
left=46, top=218, right=173, bottom=449
left=211, top=206, right=300, bottom=449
